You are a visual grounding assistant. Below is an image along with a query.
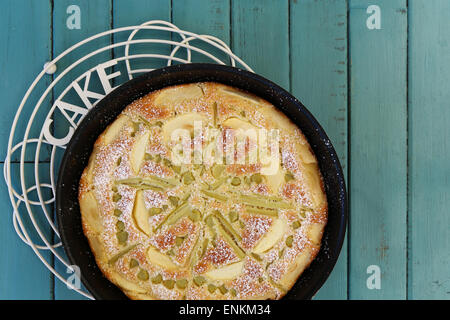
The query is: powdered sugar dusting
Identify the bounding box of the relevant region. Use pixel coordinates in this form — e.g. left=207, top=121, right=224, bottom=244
left=241, top=216, right=272, bottom=250
left=81, top=82, right=327, bottom=300
left=232, top=258, right=273, bottom=298
left=141, top=161, right=172, bottom=177
left=203, top=238, right=238, bottom=267
left=144, top=190, right=166, bottom=208
left=282, top=182, right=313, bottom=207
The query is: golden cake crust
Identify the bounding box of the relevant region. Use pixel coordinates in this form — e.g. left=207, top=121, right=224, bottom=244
left=78, top=82, right=327, bottom=300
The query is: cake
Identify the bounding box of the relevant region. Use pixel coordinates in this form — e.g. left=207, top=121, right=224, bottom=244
left=78, top=82, right=327, bottom=300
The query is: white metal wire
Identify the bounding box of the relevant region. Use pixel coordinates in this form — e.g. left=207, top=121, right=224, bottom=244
left=3, top=20, right=252, bottom=299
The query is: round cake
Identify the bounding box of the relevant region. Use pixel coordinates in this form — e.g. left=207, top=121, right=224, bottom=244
left=78, top=82, right=328, bottom=300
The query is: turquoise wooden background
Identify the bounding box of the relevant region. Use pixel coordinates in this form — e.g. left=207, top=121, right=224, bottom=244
left=0, top=0, right=448, bottom=300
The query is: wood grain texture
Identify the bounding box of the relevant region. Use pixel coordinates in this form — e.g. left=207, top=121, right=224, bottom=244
left=52, top=0, right=112, bottom=300
left=290, top=0, right=348, bottom=300
left=349, top=0, right=407, bottom=299
left=50, top=0, right=113, bottom=187
left=3, top=0, right=450, bottom=301
left=113, top=0, right=171, bottom=77
left=113, top=0, right=170, bottom=27
left=0, top=0, right=53, bottom=299
left=172, top=0, right=230, bottom=65
left=0, top=163, right=52, bottom=299
left=173, top=0, right=230, bottom=42
left=0, top=0, right=52, bottom=162
left=408, top=0, right=450, bottom=299
left=232, top=0, right=289, bottom=88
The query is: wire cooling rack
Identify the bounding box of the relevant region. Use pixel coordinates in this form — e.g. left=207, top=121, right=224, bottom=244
left=4, top=20, right=253, bottom=299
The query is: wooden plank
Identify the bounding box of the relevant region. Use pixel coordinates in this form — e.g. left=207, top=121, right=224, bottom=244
left=52, top=0, right=172, bottom=300
left=0, top=0, right=52, bottom=162
left=408, top=0, right=450, bottom=300
left=51, top=0, right=172, bottom=300
left=113, top=0, right=170, bottom=27
left=52, top=0, right=112, bottom=300
left=290, top=0, right=348, bottom=300
left=349, top=0, right=407, bottom=299
left=0, top=163, right=53, bottom=299
left=113, top=0, right=171, bottom=79
left=172, top=0, right=230, bottom=64
left=232, top=0, right=289, bottom=88
left=0, top=0, right=53, bottom=300
left=172, top=0, right=230, bottom=42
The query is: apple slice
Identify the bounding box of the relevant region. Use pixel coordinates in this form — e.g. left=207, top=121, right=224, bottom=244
left=147, top=247, right=177, bottom=270
left=263, top=166, right=285, bottom=194
left=80, top=191, right=102, bottom=233
left=204, top=261, right=244, bottom=280
left=112, top=271, right=147, bottom=294
left=132, top=190, right=151, bottom=236
left=103, top=115, right=130, bottom=145
left=218, top=87, right=261, bottom=105
left=130, top=130, right=150, bottom=174
left=253, top=218, right=286, bottom=254
left=162, top=113, right=206, bottom=143
left=258, top=105, right=291, bottom=131
left=154, top=83, right=203, bottom=107
left=222, top=117, right=257, bottom=132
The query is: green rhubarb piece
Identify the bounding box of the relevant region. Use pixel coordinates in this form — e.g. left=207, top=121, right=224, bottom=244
left=213, top=210, right=241, bottom=242
left=108, top=244, right=138, bottom=264
left=250, top=173, right=262, bottom=184
left=201, top=189, right=228, bottom=202
left=292, top=221, right=301, bottom=229
left=176, top=279, right=188, bottom=289
left=286, top=235, right=294, bottom=248
left=116, top=221, right=125, bottom=231
left=129, top=259, right=139, bottom=268
left=151, top=274, right=162, bottom=284
left=169, top=196, right=179, bottom=206
left=149, top=207, right=163, bottom=216
left=228, top=211, right=238, bottom=223
left=137, top=269, right=149, bottom=281
left=117, top=231, right=128, bottom=244
left=208, top=284, right=217, bottom=293
left=163, top=279, right=175, bottom=289
left=193, top=276, right=206, bottom=287
left=182, top=171, right=195, bottom=185
left=211, top=164, right=225, bottom=179
left=230, top=177, right=241, bottom=186
left=219, top=285, right=228, bottom=294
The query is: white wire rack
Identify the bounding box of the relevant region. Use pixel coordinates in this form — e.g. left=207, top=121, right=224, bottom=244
left=4, top=20, right=253, bottom=299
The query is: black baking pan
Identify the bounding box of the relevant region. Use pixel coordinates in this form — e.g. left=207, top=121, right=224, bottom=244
left=56, top=63, right=347, bottom=300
